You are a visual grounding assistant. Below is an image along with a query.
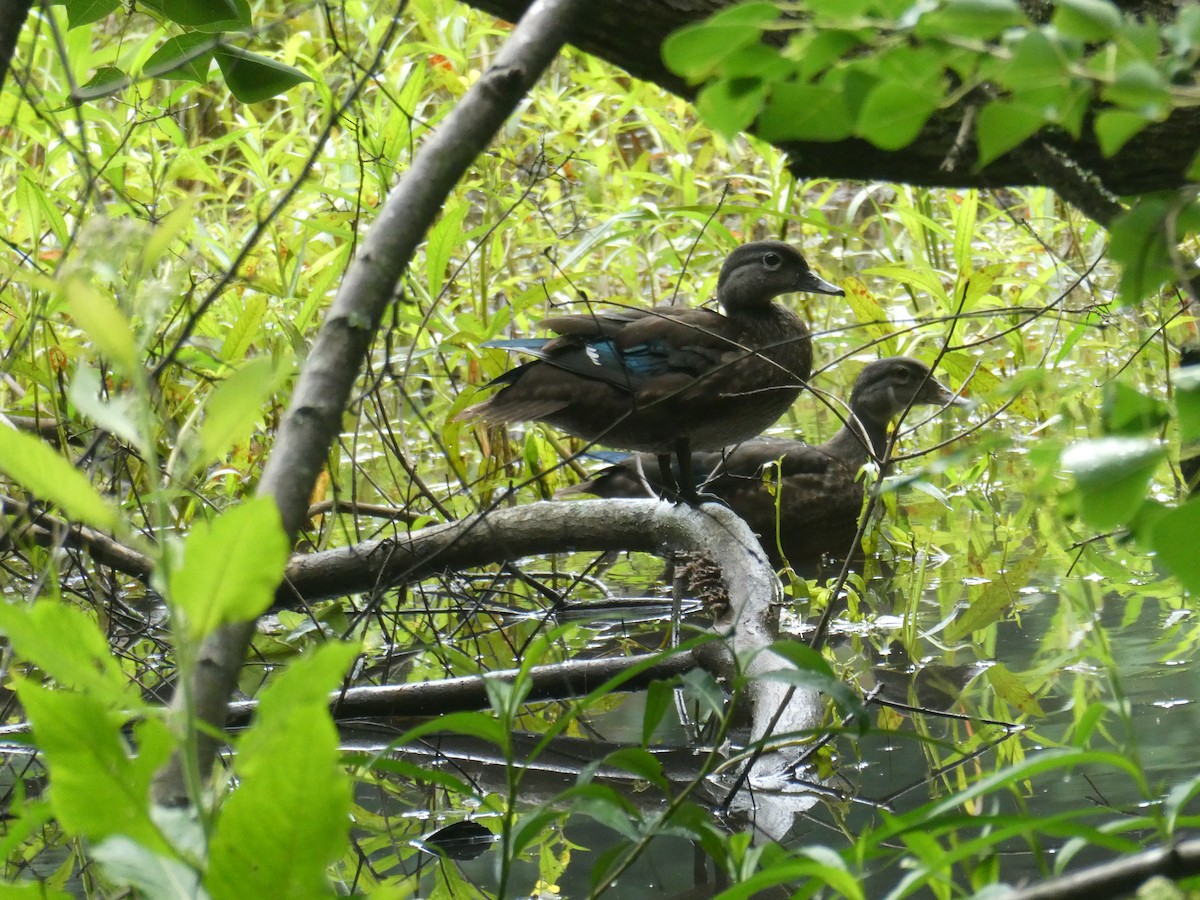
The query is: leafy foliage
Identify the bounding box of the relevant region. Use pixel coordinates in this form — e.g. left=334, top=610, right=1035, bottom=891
left=3, top=0, right=1200, bottom=896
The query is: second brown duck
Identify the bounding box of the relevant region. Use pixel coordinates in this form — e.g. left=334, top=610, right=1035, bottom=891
left=561, top=357, right=967, bottom=572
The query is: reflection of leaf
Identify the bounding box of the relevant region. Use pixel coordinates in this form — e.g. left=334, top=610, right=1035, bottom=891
left=947, top=549, right=1044, bottom=640
left=418, top=821, right=497, bottom=861
left=987, top=663, right=1045, bottom=717
left=1061, top=437, right=1165, bottom=530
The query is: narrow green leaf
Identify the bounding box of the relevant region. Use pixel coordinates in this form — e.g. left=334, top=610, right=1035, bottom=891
left=426, top=202, right=470, bottom=299
left=856, top=81, right=939, bottom=151
left=642, top=680, right=672, bottom=745
left=0, top=425, right=119, bottom=532
left=952, top=190, right=979, bottom=272
left=218, top=293, right=266, bottom=362
left=214, top=46, right=312, bottom=104
left=167, top=498, right=289, bottom=640
left=206, top=641, right=358, bottom=900
left=66, top=277, right=139, bottom=373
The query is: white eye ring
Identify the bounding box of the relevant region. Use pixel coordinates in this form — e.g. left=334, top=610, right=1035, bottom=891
left=763, top=252, right=781, bottom=269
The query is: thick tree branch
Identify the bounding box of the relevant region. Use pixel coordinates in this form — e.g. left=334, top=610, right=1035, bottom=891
left=461, top=0, right=1197, bottom=213
left=151, top=0, right=595, bottom=807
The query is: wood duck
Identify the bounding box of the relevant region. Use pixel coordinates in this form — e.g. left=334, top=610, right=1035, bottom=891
left=561, top=357, right=967, bottom=572
left=459, top=241, right=844, bottom=501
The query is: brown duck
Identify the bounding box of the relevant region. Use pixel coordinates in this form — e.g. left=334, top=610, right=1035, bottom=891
left=562, top=357, right=967, bottom=571
left=459, top=241, right=844, bottom=501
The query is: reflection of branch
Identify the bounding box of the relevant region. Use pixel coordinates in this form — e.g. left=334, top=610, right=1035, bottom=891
left=1002, top=838, right=1200, bottom=900
left=151, top=0, right=600, bottom=808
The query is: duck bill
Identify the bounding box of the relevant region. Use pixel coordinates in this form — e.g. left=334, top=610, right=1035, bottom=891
left=927, top=379, right=972, bottom=409
left=799, top=270, right=845, bottom=296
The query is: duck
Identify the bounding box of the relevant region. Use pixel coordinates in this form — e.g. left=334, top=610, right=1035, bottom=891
left=458, top=241, right=845, bottom=502
left=560, top=357, right=967, bottom=572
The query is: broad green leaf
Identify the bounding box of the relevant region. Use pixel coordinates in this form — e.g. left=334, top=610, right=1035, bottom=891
left=143, top=34, right=216, bottom=83
left=92, top=838, right=206, bottom=900
left=78, top=66, right=127, bottom=99
left=1102, top=61, right=1170, bottom=119
left=167, top=498, right=289, bottom=640
left=143, top=0, right=250, bottom=30
left=1052, top=0, right=1122, bottom=40
left=17, top=684, right=174, bottom=853
left=766, top=640, right=864, bottom=720
left=66, top=277, right=139, bottom=373
left=1107, top=197, right=1173, bottom=305
left=757, top=82, right=853, bottom=142
left=1061, top=437, right=1165, bottom=530
left=0, top=601, right=134, bottom=706
left=426, top=202, right=470, bottom=299
left=194, top=356, right=287, bottom=476
left=68, top=365, right=149, bottom=458
left=206, top=641, right=358, bottom=900
left=215, top=47, right=312, bottom=104
left=0, top=425, right=119, bottom=532
left=602, top=749, right=669, bottom=792
left=1094, top=109, right=1151, bottom=157
left=1101, top=381, right=1168, bottom=435
left=856, top=81, right=939, bottom=151
left=62, top=0, right=119, bottom=28
left=937, top=354, right=1037, bottom=419
left=1150, top=500, right=1200, bottom=593
left=795, top=30, right=863, bottom=81
left=976, top=101, right=1044, bottom=167
left=696, top=77, right=769, bottom=138
left=1174, top=364, right=1200, bottom=446
left=661, top=3, right=780, bottom=82
left=914, top=0, right=1026, bottom=39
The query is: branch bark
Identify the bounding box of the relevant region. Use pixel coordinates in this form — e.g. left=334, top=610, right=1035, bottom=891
left=150, top=0, right=596, bottom=807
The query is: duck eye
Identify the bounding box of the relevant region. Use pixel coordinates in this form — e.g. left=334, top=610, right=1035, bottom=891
left=762, top=251, right=781, bottom=269
left=894, top=367, right=911, bottom=381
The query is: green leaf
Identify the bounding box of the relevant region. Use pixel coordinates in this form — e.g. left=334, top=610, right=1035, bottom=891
left=194, top=356, right=287, bottom=476
left=426, top=202, right=470, bottom=299
left=0, top=601, right=134, bottom=706
left=914, top=0, right=1026, bottom=39
left=856, top=81, right=939, bottom=151
left=757, top=81, right=853, bottom=142
left=946, top=551, right=1045, bottom=641
left=62, top=0, right=119, bottom=28
left=78, top=66, right=127, bottom=99
left=92, top=838, right=206, bottom=899
left=66, top=277, right=139, bottom=373
left=1102, top=61, right=1171, bottom=119
left=766, top=640, right=864, bottom=720
left=1094, top=109, right=1151, bottom=157
left=1052, top=0, right=1123, bottom=40
left=1150, top=500, right=1200, bottom=593
left=1175, top=364, right=1200, bottom=446
left=206, top=641, right=358, bottom=900
left=143, top=0, right=251, bottom=30
left=696, top=77, right=769, bottom=138
left=214, top=46, right=312, bottom=104
left=1101, top=381, right=1168, bottom=435
left=143, top=34, right=216, bottom=83
left=68, top=366, right=149, bottom=458
left=0, top=425, right=119, bottom=532
left=1061, top=437, right=1165, bottom=530
left=642, top=680, right=672, bottom=746
left=661, top=3, right=780, bottom=82
left=167, top=498, right=290, bottom=641
left=17, top=684, right=175, bottom=853
left=986, top=663, right=1045, bottom=716
left=1107, top=197, right=1174, bottom=305
left=841, top=276, right=898, bottom=356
